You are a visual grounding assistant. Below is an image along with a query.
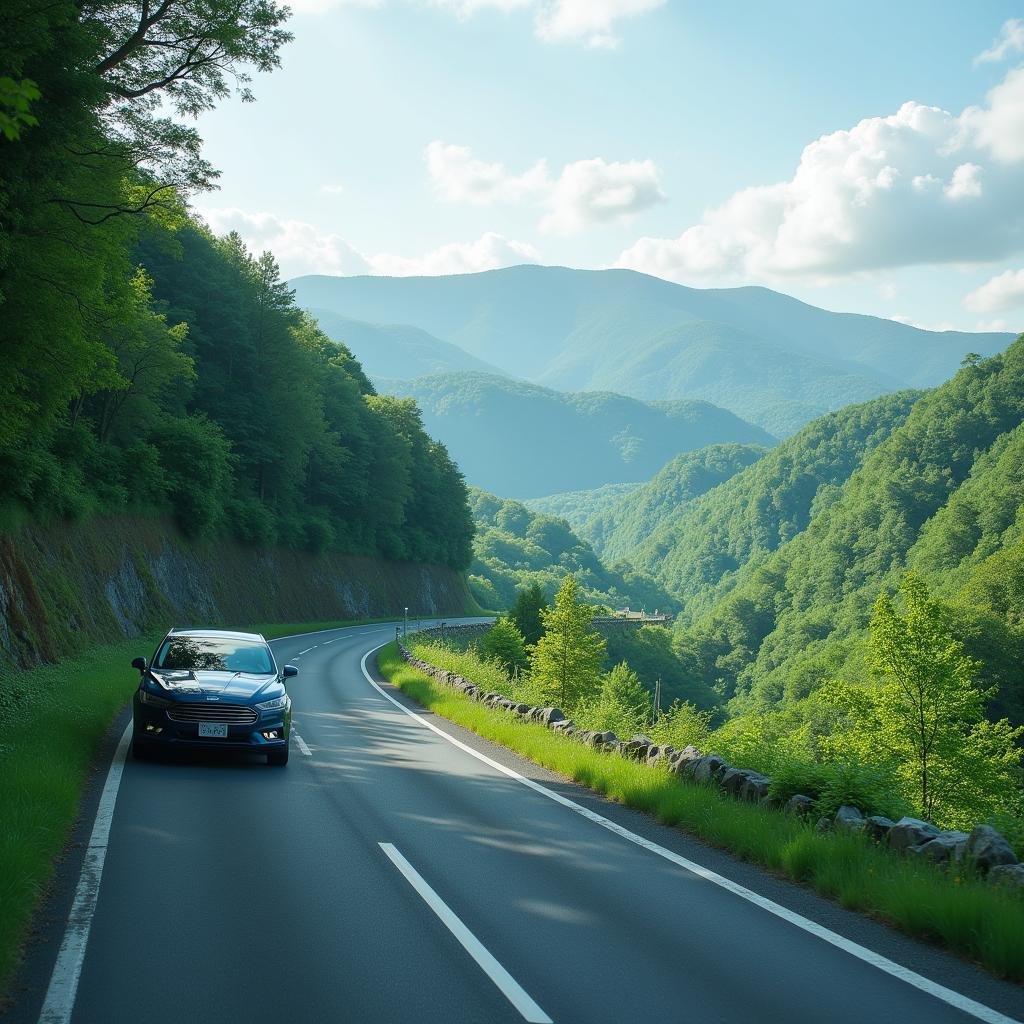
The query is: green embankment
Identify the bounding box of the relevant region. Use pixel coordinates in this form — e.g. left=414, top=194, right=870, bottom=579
left=0, top=616, right=411, bottom=1002
left=378, top=641, right=1024, bottom=980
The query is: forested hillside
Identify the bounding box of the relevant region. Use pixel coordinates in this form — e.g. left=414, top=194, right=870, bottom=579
left=671, top=342, right=1024, bottom=726
left=582, top=443, right=766, bottom=562
left=629, top=391, right=921, bottom=619
left=293, top=266, right=1011, bottom=435
left=467, top=489, right=673, bottom=614
left=0, top=3, right=472, bottom=570
left=381, top=371, right=774, bottom=497
left=524, top=483, right=642, bottom=533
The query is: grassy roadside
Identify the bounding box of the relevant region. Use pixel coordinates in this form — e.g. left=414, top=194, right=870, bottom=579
left=377, top=641, right=1024, bottom=981
left=0, top=615, right=410, bottom=1000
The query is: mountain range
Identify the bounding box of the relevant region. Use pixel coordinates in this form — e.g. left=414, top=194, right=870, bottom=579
left=378, top=372, right=774, bottom=498
left=293, top=265, right=1012, bottom=436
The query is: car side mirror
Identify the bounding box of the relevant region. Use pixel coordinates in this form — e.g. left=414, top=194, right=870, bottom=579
left=282, top=665, right=298, bottom=678
left=131, top=657, right=147, bottom=672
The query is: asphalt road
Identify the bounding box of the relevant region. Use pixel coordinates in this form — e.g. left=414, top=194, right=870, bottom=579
left=8, top=620, right=1024, bottom=1024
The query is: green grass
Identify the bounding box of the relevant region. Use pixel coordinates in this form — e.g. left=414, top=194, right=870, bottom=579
left=379, top=641, right=1024, bottom=981
left=0, top=615, right=409, bottom=1002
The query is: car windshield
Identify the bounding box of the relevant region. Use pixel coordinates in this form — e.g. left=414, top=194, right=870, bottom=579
left=155, top=637, right=275, bottom=674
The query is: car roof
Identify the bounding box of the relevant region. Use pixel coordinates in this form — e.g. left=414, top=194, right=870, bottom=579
left=167, top=628, right=268, bottom=643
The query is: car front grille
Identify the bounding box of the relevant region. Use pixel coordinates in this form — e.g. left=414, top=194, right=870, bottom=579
left=166, top=703, right=258, bottom=725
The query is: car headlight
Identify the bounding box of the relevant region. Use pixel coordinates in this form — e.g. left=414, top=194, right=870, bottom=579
left=138, top=687, right=172, bottom=708
left=256, top=695, right=289, bottom=712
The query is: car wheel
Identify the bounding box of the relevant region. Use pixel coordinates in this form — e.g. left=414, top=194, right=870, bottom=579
left=268, top=745, right=289, bottom=767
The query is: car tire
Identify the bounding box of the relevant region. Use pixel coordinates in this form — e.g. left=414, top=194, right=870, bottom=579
left=131, top=734, right=152, bottom=760
left=268, top=745, right=289, bottom=767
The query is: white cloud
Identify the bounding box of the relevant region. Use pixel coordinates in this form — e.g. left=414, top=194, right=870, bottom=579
left=198, top=207, right=373, bottom=276
left=319, top=183, right=346, bottom=195
left=963, top=268, right=1024, bottom=312
left=542, top=157, right=666, bottom=232
left=286, top=0, right=383, bottom=13
left=534, top=0, right=665, bottom=49
left=425, top=141, right=548, bottom=204
left=370, top=231, right=539, bottom=275
left=425, top=141, right=666, bottom=233
left=975, top=18, right=1024, bottom=64
left=975, top=318, right=1019, bottom=332
left=616, top=66, right=1024, bottom=284
left=888, top=314, right=960, bottom=333
left=197, top=207, right=537, bottom=278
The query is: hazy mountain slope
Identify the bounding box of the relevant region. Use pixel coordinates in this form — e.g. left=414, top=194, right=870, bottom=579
left=378, top=371, right=775, bottom=498
left=523, top=482, right=642, bottom=533
left=634, top=391, right=922, bottom=620
left=584, top=443, right=767, bottom=563
left=677, top=338, right=1024, bottom=724
left=309, top=308, right=505, bottom=380
left=292, top=266, right=1011, bottom=434
left=572, top=321, right=887, bottom=436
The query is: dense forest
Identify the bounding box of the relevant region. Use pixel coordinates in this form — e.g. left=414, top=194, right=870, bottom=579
left=664, top=344, right=1024, bottom=728
left=0, top=1, right=473, bottom=568
left=580, top=442, right=766, bottom=562
left=467, top=488, right=672, bottom=614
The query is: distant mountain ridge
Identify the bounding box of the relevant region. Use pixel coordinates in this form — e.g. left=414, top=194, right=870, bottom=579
left=292, top=265, right=1012, bottom=436
left=380, top=371, right=775, bottom=498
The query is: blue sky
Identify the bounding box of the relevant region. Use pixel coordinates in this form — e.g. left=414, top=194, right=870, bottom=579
left=195, top=1, right=1024, bottom=332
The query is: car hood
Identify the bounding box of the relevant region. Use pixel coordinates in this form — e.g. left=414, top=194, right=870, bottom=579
left=149, top=669, right=278, bottom=701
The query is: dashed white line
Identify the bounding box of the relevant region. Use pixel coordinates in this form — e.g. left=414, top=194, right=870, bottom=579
left=294, top=732, right=312, bottom=756
left=298, top=646, right=317, bottom=655
left=38, top=720, right=133, bottom=1024
left=360, top=644, right=1022, bottom=1024
left=379, top=843, right=551, bottom=1023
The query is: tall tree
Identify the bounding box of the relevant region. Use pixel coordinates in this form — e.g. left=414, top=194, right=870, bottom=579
left=531, top=576, right=605, bottom=711
left=867, top=572, right=1023, bottom=824
left=509, top=582, right=548, bottom=647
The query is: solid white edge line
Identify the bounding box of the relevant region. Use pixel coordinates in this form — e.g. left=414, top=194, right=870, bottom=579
left=379, top=843, right=552, bottom=1024
left=38, top=719, right=133, bottom=1024
left=294, top=732, right=312, bottom=756
left=361, top=643, right=1021, bottom=1024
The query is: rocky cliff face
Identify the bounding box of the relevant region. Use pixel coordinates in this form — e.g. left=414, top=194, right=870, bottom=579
left=0, top=517, right=475, bottom=667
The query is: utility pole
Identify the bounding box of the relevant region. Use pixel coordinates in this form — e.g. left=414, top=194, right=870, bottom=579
left=653, top=678, right=662, bottom=723
left=404, top=606, right=409, bottom=638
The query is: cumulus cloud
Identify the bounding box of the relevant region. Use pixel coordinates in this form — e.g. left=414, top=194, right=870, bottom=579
left=197, top=207, right=537, bottom=278
left=425, top=141, right=549, bottom=204
left=534, top=0, right=665, bottom=49
left=616, top=65, right=1024, bottom=284
left=975, top=18, right=1024, bottom=64
left=963, top=268, right=1024, bottom=312
left=426, top=141, right=666, bottom=233
left=198, top=207, right=373, bottom=276
left=370, top=231, right=539, bottom=275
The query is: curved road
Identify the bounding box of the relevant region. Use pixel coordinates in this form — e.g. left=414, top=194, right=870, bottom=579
left=9, top=619, right=1024, bottom=1024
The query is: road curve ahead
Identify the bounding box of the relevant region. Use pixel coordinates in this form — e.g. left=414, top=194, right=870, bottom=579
left=13, top=620, right=1024, bottom=1024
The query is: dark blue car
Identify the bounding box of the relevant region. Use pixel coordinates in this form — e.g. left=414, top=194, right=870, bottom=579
left=131, top=629, right=298, bottom=766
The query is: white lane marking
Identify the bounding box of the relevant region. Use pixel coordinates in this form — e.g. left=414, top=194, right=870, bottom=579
left=322, top=638, right=337, bottom=645
left=360, top=645, right=1021, bottom=1024
left=298, top=646, right=317, bottom=655
left=294, top=732, right=312, bottom=756
left=379, top=843, right=552, bottom=1024
left=38, top=720, right=133, bottom=1024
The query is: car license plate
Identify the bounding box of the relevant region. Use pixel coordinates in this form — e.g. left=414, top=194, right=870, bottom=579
left=198, top=722, right=229, bottom=738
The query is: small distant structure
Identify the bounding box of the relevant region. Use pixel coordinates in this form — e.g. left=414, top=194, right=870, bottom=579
left=592, top=606, right=673, bottom=629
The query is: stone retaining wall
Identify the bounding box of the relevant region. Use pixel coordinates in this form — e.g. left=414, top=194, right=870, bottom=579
left=396, top=639, right=1024, bottom=892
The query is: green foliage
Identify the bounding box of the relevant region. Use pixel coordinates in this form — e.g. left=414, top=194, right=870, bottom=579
left=531, top=576, right=606, bottom=711
left=477, top=617, right=528, bottom=675
left=582, top=443, right=766, bottom=561
left=0, top=3, right=473, bottom=570
left=649, top=699, right=713, bottom=751
left=523, top=482, right=641, bottom=533
left=469, top=488, right=674, bottom=613
left=508, top=583, right=548, bottom=647
left=578, top=662, right=651, bottom=738
left=864, top=573, right=1023, bottom=826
